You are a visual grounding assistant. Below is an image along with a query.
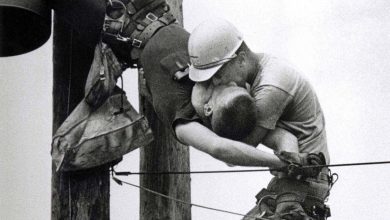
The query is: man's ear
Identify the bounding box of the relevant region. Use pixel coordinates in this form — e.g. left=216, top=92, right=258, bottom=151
left=192, top=82, right=212, bottom=117
left=237, top=51, right=246, bottom=65
left=204, top=103, right=213, bottom=117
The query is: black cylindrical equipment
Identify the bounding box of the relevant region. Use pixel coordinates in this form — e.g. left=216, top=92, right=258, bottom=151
left=0, top=0, right=52, bottom=57
left=0, top=0, right=162, bottom=56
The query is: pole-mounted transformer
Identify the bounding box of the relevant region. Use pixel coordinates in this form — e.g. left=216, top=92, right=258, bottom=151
left=0, top=0, right=51, bottom=56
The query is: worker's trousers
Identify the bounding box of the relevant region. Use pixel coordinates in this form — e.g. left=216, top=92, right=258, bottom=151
left=243, top=168, right=331, bottom=220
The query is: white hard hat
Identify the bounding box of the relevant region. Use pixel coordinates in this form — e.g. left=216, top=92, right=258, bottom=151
left=188, top=18, right=244, bottom=82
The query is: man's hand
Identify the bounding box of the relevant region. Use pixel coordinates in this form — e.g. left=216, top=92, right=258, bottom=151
left=275, top=151, right=326, bottom=179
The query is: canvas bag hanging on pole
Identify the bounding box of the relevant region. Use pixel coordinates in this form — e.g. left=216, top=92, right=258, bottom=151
left=51, top=42, right=153, bottom=172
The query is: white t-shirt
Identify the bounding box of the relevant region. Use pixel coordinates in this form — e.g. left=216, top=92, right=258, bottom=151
left=251, top=54, right=329, bottom=163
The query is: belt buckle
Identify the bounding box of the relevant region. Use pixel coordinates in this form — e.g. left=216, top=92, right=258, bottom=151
left=146, top=12, right=158, bottom=22
left=132, top=39, right=142, bottom=48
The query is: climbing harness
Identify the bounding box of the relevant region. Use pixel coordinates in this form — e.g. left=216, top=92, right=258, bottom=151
left=102, top=0, right=177, bottom=67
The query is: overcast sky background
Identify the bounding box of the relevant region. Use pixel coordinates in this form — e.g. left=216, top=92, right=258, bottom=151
left=1, top=0, right=390, bottom=219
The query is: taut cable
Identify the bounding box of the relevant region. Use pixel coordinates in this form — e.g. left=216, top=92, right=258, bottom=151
left=113, top=160, right=390, bottom=176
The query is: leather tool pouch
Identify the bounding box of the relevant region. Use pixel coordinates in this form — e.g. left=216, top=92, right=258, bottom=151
left=51, top=42, right=153, bottom=172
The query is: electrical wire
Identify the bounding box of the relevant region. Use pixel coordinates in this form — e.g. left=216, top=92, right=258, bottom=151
left=111, top=160, right=390, bottom=218
left=113, top=160, right=390, bottom=176
left=112, top=176, right=267, bottom=220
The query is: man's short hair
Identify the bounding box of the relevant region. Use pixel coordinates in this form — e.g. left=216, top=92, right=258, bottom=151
left=211, top=91, right=257, bottom=141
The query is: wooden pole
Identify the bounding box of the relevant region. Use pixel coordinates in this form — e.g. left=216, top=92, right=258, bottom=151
left=51, top=13, right=110, bottom=220
left=139, top=0, right=191, bottom=219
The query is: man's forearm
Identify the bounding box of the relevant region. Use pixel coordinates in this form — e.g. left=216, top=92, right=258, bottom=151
left=175, top=121, right=285, bottom=168
left=211, top=138, right=285, bottom=168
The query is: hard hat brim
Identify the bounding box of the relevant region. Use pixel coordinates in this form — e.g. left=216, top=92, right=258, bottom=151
left=189, top=63, right=224, bottom=82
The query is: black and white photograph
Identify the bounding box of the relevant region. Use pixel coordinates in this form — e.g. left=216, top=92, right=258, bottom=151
left=1, top=0, right=390, bottom=219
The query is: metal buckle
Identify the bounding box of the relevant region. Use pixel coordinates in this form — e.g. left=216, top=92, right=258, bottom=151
left=132, top=39, right=142, bottom=48
left=146, top=12, right=158, bottom=22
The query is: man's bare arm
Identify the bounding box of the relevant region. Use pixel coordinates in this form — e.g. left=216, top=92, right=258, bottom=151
left=175, top=121, right=286, bottom=168
left=241, top=125, right=269, bottom=147
left=262, top=127, right=299, bottom=153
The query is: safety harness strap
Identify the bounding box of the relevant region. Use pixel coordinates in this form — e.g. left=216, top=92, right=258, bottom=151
left=128, top=0, right=166, bottom=20
left=130, top=12, right=175, bottom=49
left=101, top=0, right=176, bottom=66
left=276, top=191, right=306, bottom=204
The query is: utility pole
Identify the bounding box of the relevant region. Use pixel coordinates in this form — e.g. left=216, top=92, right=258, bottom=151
left=50, top=0, right=189, bottom=219
left=139, top=0, right=192, bottom=219
left=51, top=8, right=110, bottom=220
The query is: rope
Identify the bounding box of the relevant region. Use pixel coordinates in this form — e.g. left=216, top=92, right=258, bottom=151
left=113, top=160, right=390, bottom=176
left=112, top=176, right=267, bottom=220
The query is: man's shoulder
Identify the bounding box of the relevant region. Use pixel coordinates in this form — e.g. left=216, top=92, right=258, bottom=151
left=259, top=54, right=298, bottom=75
left=253, top=54, right=303, bottom=95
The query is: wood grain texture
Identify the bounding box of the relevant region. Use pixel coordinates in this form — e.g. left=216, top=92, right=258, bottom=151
left=52, top=12, right=110, bottom=220
left=139, top=0, right=192, bottom=219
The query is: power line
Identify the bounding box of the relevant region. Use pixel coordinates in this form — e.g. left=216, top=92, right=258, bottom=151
left=112, top=176, right=267, bottom=219
left=114, top=168, right=272, bottom=175
left=113, top=160, right=390, bottom=176
left=111, top=160, right=390, bottom=218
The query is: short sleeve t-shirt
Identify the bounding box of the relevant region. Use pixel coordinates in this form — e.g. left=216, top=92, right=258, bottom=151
left=251, top=54, right=329, bottom=162
left=140, top=24, right=200, bottom=137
